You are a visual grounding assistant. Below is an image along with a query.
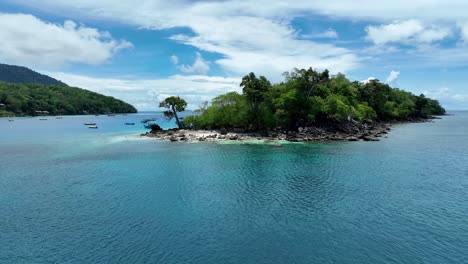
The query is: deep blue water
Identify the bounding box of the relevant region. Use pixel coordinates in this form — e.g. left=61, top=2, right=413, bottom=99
left=1, top=112, right=467, bottom=263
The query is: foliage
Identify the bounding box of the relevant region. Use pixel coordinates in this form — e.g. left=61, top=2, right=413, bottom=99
left=181, top=67, right=445, bottom=131
left=240, top=72, right=272, bottom=129
left=0, top=63, right=66, bottom=85
left=183, top=92, right=249, bottom=129
left=159, top=96, right=187, bottom=128
left=0, top=82, right=137, bottom=116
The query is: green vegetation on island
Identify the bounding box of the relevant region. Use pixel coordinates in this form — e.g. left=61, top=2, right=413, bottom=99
left=182, top=68, right=445, bottom=131
left=0, top=82, right=137, bottom=116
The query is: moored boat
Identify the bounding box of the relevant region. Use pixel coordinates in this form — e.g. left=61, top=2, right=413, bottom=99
left=84, top=123, right=96, bottom=126
left=141, top=118, right=157, bottom=123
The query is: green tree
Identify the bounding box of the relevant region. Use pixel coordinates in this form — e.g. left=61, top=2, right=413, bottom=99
left=240, top=72, right=271, bottom=129
left=159, top=96, right=187, bottom=128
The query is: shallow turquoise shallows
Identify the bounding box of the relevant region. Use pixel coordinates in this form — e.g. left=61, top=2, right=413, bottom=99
left=1, top=112, right=467, bottom=263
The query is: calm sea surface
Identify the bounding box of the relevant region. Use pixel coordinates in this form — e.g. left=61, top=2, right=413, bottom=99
left=1, top=112, right=467, bottom=263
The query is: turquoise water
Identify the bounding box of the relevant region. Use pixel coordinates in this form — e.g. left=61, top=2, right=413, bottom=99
left=1, top=112, right=467, bottom=263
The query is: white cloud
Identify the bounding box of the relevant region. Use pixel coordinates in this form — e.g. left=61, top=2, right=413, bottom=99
left=169, top=16, right=357, bottom=79
left=170, top=55, right=178, bottom=64
left=0, top=13, right=132, bottom=68
left=386, top=70, right=400, bottom=83
left=321, top=29, right=339, bottom=39
left=302, top=28, right=339, bottom=39
left=43, top=71, right=241, bottom=110
left=19, top=0, right=468, bottom=23
left=361, top=77, right=377, bottom=84
left=424, top=87, right=468, bottom=110
left=8, top=1, right=361, bottom=78
left=457, top=21, right=468, bottom=43
left=8, top=1, right=468, bottom=77
left=365, top=20, right=451, bottom=45
left=177, top=52, right=210, bottom=75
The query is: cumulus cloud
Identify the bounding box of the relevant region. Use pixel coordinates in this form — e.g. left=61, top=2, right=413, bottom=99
left=0, top=13, right=132, bottom=68
left=386, top=70, right=400, bottom=83
left=9, top=1, right=468, bottom=78
left=177, top=52, right=210, bottom=75
left=361, top=77, right=377, bottom=84
left=424, top=87, right=468, bottom=110
left=43, top=71, right=241, bottom=110
left=16, top=0, right=468, bottom=23
left=8, top=1, right=361, bottom=78
left=365, top=20, right=451, bottom=45
left=170, top=55, right=178, bottom=64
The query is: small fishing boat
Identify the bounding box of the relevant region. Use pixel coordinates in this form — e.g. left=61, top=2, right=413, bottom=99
left=125, top=122, right=135, bottom=125
left=56, top=117, right=63, bottom=119
left=88, top=125, right=98, bottom=129
left=141, top=118, right=157, bottom=123
left=39, top=118, right=48, bottom=121
left=107, top=114, right=115, bottom=116
left=8, top=119, right=14, bottom=122
left=84, top=123, right=96, bottom=126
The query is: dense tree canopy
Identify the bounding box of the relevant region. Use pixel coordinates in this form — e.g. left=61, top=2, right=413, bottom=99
left=159, top=96, right=187, bottom=128
left=183, top=68, right=445, bottom=131
left=0, top=82, right=137, bottom=116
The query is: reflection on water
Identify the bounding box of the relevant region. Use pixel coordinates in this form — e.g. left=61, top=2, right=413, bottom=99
left=1, top=112, right=468, bottom=263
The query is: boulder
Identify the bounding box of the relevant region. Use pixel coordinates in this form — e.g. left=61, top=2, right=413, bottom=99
left=150, top=124, right=163, bottom=133
left=219, top=128, right=228, bottom=135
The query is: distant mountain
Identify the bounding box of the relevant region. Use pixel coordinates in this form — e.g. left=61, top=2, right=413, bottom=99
left=0, top=82, right=137, bottom=116
left=0, top=63, right=66, bottom=85
left=0, top=63, right=137, bottom=116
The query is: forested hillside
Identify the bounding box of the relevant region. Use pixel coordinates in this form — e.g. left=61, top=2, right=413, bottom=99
left=0, top=63, right=66, bottom=85
left=0, top=82, right=137, bottom=116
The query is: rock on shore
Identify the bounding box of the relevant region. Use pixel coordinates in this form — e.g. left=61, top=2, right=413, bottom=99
left=141, top=117, right=436, bottom=143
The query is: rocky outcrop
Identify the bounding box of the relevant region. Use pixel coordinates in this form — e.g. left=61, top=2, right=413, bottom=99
left=142, top=117, right=436, bottom=143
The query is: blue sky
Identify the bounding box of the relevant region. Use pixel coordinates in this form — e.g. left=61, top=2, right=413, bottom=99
left=1, top=0, right=468, bottom=110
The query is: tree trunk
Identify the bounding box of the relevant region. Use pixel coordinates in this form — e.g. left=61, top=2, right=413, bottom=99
left=172, top=105, right=182, bottom=128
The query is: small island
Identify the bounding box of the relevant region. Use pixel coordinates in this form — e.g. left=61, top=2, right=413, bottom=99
left=144, top=68, right=445, bottom=143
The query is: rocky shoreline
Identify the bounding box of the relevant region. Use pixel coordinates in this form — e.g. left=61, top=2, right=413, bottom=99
left=141, top=117, right=439, bottom=143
